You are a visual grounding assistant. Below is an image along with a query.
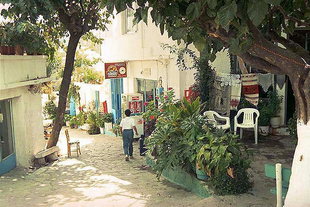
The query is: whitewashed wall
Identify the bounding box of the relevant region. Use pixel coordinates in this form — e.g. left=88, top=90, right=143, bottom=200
left=101, top=11, right=196, bottom=99
left=0, top=87, right=45, bottom=166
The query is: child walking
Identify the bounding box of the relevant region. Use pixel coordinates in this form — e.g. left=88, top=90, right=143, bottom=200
left=120, top=109, right=138, bottom=161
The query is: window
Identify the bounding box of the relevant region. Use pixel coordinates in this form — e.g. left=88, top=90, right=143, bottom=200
left=122, top=9, right=138, bottom=34
left=136, top=79, right=158, bottom=111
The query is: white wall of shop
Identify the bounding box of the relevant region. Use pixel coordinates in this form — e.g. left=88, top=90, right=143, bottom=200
left=0, top=87, right=45, bottom=167
left=101, top=11, right=196, bottom=99
left=74, top=82, right=112, bottom=113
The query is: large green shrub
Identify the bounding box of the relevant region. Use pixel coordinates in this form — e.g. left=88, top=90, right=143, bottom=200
left=145, top=91, right=252, bottom=195
left=197, top=129, right=252, bottom=194
left=146, top=97, right=206, bottom=176
left=87, top=111, right=100, bottom=135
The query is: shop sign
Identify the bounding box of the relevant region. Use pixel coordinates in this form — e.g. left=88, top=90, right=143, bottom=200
left=131, top=96, right=140, bottom=101
left=104, top=62, right=127, bottom=79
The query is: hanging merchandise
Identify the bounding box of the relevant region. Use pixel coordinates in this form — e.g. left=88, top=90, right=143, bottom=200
left=275, top=75, right=286, bottom=89
left=230, top=75, right=242, bottom=110
left=241, top=74, right=259, bottom=106
left=258, top=73, right=273, bottom=92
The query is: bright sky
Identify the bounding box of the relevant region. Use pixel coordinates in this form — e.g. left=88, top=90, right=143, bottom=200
left=0, top=4, right=9, bottom=23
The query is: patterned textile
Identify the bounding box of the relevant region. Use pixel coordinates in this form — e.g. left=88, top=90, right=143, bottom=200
left=241, top=74, right=259, bottom=106
left=230, top=75, right=241, bottom=110
left=275, top=75, right=286, bottom=89
left=258, top=73, right=273, bottom=92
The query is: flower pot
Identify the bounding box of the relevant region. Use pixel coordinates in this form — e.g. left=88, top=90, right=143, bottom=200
left=259, top=126, right=270, bottom=136
left=104, top=122, right=113, bottom=133
left=0, top=46, right=8, bottom=54
left=270, top=116, right=281, bottom=128
left=8, top=46, right=15, bottom=55
left=80, top=124, right=90, bottom=131
left=100, top=127, right=104, bottom=134
left=15, top=45, right=24, bottom=55
left=196, top=168, right=208, bottom=181
left=0, top=46, right=14, bottom=55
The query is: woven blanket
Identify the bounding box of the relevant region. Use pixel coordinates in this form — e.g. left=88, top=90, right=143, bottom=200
left=241, top=74, right=259, bottom=106
left=258, top=73, right=273, bottom=92
left=230, top=75, right=241, bottom=110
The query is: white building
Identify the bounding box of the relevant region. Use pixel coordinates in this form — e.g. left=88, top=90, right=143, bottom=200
left=0, top=55, right=49, bottom=175
left=100, top=9, right=196, bottom=121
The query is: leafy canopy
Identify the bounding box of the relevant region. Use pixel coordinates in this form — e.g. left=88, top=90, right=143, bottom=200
left=107, top=0, right=310, bottom=61
left=1, top=0, right=111, bottom=52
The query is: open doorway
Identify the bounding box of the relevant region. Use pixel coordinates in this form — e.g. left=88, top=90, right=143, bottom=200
left=0, top=99, right=16, bottom=175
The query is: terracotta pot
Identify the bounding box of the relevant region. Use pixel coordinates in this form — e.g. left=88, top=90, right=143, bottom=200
left=7, top=46, right=15, bottom=55
left=0, top=46, right=7, bottom=54
left=15, top=45, right=24, bottom=55
left=259, top=126, right=270, bottom=136
left=0, top=46, right=10, bottom=55
left=270, top=116, right=281, bottom=128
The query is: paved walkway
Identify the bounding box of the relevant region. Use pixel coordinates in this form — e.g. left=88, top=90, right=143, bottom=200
left=0, top=128, right=294, bottom=207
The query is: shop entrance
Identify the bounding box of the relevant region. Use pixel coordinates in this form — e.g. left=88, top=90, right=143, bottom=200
left=0, top=99, right=16, bottom=175
left=111, top=78, right=124, bottom=123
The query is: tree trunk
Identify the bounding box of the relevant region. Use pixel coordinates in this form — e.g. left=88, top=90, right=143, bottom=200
left=284, top=123, right=310, bottom=207
left=284, top=74, right=310, bottom=207
left=46, top=34, right=81, bottom=148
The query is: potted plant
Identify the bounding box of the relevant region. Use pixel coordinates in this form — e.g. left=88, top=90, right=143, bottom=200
left=86, top=111, right=100, bottom=135
left=64, top=114, right=71, bottom=126
left=76, top=111, right=87, bottom=129
left=258, top=98, right=271, bottom=136
left=103, top=113, right=113, bottom=134
left=69, top=116, right=78, bottom=129
left=98, top=114, right=105, bottom=134
left=267, top=90, right=283, bottom=128
left=0, top=25, right=15, bottom=55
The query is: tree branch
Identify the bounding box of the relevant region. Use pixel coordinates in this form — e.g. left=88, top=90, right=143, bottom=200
left=269, top=31, right=310, bottom=62
left=276, top=5, right=310, bottom=27
left=239, top=52, right=284, bottom=75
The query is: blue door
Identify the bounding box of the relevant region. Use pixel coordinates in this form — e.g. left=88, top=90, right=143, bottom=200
left=111, top=79, right=123, bottom=123
left=0, top=99, right=16, bottom=175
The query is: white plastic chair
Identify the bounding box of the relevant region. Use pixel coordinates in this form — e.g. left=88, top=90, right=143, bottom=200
left=203, top=111, right=230, bottom=130
left=234, top=108, right=260, bottom=144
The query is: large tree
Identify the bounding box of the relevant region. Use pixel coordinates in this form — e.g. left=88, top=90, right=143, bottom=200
left=108, top=0, right=310, bottom=206
left=1, top=0, right=110, bottom=148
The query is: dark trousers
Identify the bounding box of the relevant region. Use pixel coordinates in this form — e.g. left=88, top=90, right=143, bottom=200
left=122, top=129, right=133, bottom=156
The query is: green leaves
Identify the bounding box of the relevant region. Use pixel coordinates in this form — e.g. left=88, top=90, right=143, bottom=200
left=215, top=1, right=237, bottom=29
left=207, top=0, right=217, bottom=10
left=247, top=0, right=268, bottom=26
left=264, top=0, right=282, bottom=5
left=186, top=2, right=201, bottom=20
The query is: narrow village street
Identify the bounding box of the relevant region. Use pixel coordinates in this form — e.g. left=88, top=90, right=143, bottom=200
left=0, top=128, right=293, bottom=207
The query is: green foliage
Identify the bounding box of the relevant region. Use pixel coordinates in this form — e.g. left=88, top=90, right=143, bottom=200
left=267, top=90, right=283, bottom=117
left=288, top=112, right=297, bottom=139
left=258, top=98, right=272, bottom=126
left=146, top=96, right=206, bottom=177
left=208, top=160, right=252, bottom=195
left=108, top=0, right=310, bottom=65
left=102, top=113, right=113, bottom=123
left=145, top=91, right=252, bottom=195
left=69, top=116, right=78, bottom=129
left=195, top=50, right=216, bottom=107
left=43, top=100, right=57, bottom=120
left=72, top=52, right=103, bottom=84
left=76, top=112, right=87, bottom=127
left=197, top=129, right=252, bottom=195
left=68, top=84, right=81, bottom=104
left=87, top=111, right=100, bottom=135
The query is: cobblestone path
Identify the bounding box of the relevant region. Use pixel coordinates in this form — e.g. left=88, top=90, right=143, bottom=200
left=0, top=128, right=281, bottom=207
